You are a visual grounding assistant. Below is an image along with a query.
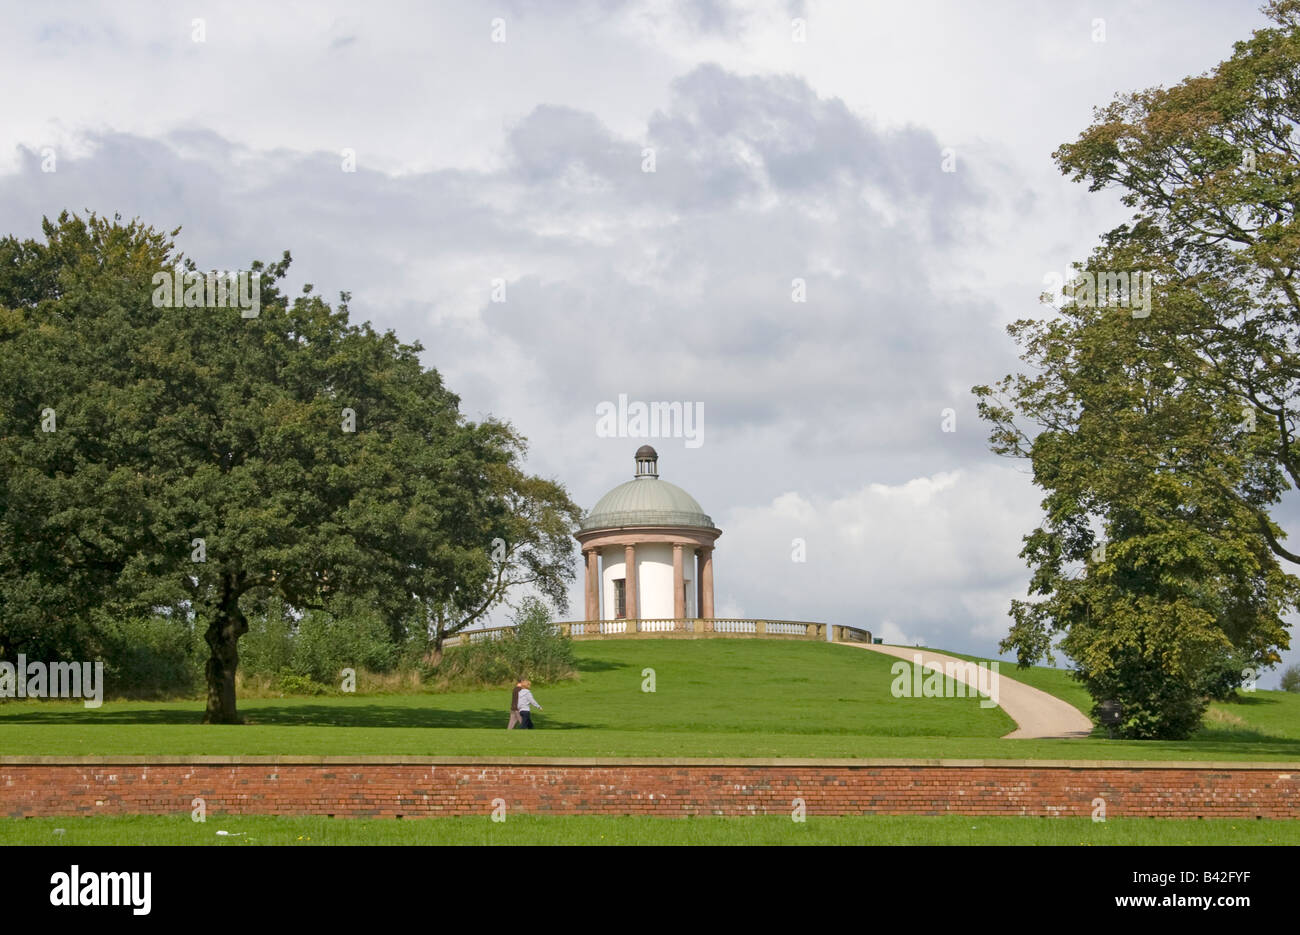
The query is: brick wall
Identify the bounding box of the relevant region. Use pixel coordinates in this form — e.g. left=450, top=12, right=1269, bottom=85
left=1, top=758, right=1296, bottom=819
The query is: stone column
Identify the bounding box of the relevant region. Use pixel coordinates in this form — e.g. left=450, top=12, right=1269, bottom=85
left=700, top=546, right=715, bottom=618
left=584, top=549, right=600, bottom=621
left=695, top=552, right=704, bottom=619
left=624, top=544, right=638, bottom=627
left=672, top=543, right=685, bottom=620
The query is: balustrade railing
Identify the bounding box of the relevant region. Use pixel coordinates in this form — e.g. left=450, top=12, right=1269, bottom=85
left=444, top=618, right=872, bottom=645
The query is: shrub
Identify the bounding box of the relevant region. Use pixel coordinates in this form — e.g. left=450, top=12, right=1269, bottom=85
left=1281, top=664, right=1300, bottom=693
left=1194, top=650, right=1256, bottom=702
left=94, top=600, right=579, bottom=698
left=238, top=604, right=295, bottom=678
left=98, top=615, right=201, bottom=698
left=435, top=598, right=575, bottom=688
left=1078, top=648, right=1207, bottom=740
left=273, top=672, right=332, bottom=696
left=502, top=598, right=576, bottom=682
left=290, top=608, right=398, bottom=685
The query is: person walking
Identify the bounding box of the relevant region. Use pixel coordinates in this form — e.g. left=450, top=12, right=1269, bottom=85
left=516, top=679, right=543, bottom=729
left=507, top=680, right=522, bottom=729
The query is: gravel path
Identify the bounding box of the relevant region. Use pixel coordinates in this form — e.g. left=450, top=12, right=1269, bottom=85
left=843, top=643, right=1094, bottom=739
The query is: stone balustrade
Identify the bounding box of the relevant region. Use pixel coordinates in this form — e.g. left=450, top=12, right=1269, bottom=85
left=445, top=619, right=872, bottom=645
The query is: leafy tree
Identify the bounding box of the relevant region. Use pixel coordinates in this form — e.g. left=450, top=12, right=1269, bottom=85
left=974, top=4, right=1300, bottom=737
left=1051, top=0, right=1300, bottom=561
left=0, top=212, right=579, bottom=722
left=1282, top=663, right=1300, bottom=692
left=420, top=470, right=579, bottom=665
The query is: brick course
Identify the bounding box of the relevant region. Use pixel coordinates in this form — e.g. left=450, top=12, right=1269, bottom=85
left=1, top=758, right=1295, bottom=819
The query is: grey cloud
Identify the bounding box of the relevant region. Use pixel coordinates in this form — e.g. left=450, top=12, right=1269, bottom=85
left=0, top=61, right=1040, bottom=664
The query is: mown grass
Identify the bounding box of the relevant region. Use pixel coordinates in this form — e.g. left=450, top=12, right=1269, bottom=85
left=923, top=647, right=1095, bottom=715
left=2, top=814, right=1296, bottom=845
left=931, top=646, right=1300, bottom=746
left=2, top=640, right=1297, bottom=761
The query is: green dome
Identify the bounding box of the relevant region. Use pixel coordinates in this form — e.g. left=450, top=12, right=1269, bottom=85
left=580, top=477, right=715, bottom=531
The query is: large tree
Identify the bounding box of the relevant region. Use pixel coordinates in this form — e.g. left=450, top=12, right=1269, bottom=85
left=0, top=212, right=579, bottom=722
left=974, top=2, right=1300, bottom=736
left=1051, top=0, right=1300, bottom=556
left=418, top=467, right=580, bottom=666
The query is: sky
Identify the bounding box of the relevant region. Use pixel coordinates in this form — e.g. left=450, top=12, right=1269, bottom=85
left=1, top=0, right=1295, bottom=686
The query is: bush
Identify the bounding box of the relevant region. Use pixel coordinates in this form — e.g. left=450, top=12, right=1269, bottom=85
left=1194, top=651, right=1256, bottom=702
left=91, top=599, right=577, bottom=698
left=238, top=600, right=401, bottom=688
left=93, top=602, right=408, bottom=698
left=273, top=672, right=332, bottom=696
left=436, top=599, right=575, bottom=688
left=99, top=615, right=201, bottom=698
left=238, top=604, right=295, bottom=677
left=1079, top=648, right=1207, bottom=740
left=1281, top=664, right=1300, bottom=693
left=290, top=608, right=398, bottom=685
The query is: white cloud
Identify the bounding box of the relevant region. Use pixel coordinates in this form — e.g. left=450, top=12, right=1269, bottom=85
left=717, top=465, right=1041, bottom=653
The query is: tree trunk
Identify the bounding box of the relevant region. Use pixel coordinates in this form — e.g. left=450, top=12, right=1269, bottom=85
left=429, top=632, right=445, bottom=667
left=203, top=574, right=248, bottom=724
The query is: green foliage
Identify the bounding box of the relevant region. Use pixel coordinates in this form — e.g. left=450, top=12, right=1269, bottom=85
left=1195, top=650, right=1256, bottom=702
left=974, top=5, right=1300, bottom=738
left=289, top=609, right=398, bottom=684
left=0, top=212, right=580, bottom=722
left=1281, top=664, right=1300, bottom=693
left=87, top=600, right=567, bottom=697
left=1081, top=646, right=1208, bottom=740
left=272, top=673, right=332, bottom=696
left=434, top=599, right=575, bottom=688
left=98, top=615, right=201, bottom=699
left=238, top=606, right=295, bottom=679
left=116, top=602, right=408, bottom=694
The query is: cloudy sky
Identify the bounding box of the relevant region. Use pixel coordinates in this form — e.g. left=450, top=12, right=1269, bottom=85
left=2, top=0, right=1294, bottom=684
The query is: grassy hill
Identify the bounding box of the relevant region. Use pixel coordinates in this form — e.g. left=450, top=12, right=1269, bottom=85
left=1, top=639, right=1297, bottom=761
left=922, top=648, right=1094, bottom=714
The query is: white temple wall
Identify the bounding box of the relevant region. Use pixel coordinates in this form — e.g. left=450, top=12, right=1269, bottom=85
left=635, top=543, right=674, bottom=619
left=600, top=548, right=625, bottom=621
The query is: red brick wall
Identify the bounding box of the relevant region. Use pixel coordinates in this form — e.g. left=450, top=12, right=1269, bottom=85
left=1, top=759, right=1296, bottom=819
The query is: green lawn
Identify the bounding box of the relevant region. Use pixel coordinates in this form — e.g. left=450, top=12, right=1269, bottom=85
left=2, top=814, right=1296, bottom=845
left=1, top=639, right=1297, bottom=761
left=926, top=648, right=1095, bottom=714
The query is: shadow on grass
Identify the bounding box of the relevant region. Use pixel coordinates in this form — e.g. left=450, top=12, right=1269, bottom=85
left=1190, top=727, right=1296, bottom=745
left=1103, top=736, right=1300, bottom=756
left=568, top=656, right=623, bottom=673
left=1218, top=692, right=1284, bottom=707
left=0, top=704, right=592, bottom=730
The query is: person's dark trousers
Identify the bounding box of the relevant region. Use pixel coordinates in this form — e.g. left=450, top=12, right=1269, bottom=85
left=520, top=711, right=534, bottom=729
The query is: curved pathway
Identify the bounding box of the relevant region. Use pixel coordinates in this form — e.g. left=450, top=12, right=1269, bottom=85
left=841, top=643, right=1094, bottom=739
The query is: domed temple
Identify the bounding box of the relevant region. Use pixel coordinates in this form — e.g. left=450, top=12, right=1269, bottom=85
left=576, top=446, right=721, bottom=622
